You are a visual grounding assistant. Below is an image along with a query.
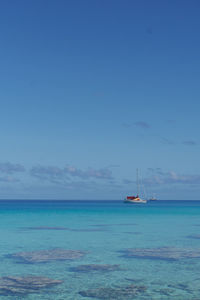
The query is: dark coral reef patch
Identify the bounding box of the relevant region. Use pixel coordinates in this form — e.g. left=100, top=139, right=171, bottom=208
left=69, top=264, right=121, bottom=273
left=120, top=247, right=200, bottom=261
left=79, top=284, right=146, bottom=299
left=7, top=248, right=86, bottom=263
left=0, top=276, right=63, bottom=296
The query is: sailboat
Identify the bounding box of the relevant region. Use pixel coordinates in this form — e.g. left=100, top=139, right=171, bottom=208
left=124, top=169, right=147, bottom=204
left=149, top=194, right=157, bottom=201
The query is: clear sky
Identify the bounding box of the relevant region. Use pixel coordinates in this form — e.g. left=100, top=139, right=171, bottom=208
left=0, top=0, right=200, bottom=200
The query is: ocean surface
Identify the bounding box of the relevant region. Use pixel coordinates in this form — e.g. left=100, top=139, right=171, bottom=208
left=0, top=200, right=200, bottom=299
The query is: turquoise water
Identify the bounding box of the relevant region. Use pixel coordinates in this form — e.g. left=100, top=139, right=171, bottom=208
left=1, top=200, right=200, bottom=299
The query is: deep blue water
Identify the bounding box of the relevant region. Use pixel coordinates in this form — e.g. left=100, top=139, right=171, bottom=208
left=0, top=200, right=200, bottom=299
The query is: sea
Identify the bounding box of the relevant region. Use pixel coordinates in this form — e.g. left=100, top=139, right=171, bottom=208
left=0, top=200, right=200, bottom=299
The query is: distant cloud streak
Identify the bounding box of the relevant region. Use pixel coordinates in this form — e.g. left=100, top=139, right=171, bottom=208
left=144, top=168, right=200, bottom=185
left=157, top=136, right=175, bottom=145
left=123, top=179, right=134, bottom=184
left=30, top=165, right=66, bottom=183
left=182, top=140, right=197, bottom=146
left=122, top=121, right=150, bottom=129
left=0, top=162, right=25, bottom=174
left=30, top=164, right=113, bottom=184
left=64, top=165, right=113, bottom=180
left=134, top=121, right=150, bottom=129
left=0, top=176, right=20, bottom=183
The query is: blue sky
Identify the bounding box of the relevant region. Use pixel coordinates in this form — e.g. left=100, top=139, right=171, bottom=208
left=0, top=0, right=200, bottom=199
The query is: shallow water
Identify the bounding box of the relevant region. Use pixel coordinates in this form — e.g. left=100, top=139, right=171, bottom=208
left=0, top=200, right=200, bottom=299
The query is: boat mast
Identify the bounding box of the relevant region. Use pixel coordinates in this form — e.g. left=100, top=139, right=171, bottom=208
left=136, top=168, right=139, bottom=196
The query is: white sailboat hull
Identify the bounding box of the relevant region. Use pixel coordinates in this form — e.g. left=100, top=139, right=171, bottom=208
left=124, top=198, right=147, bottom=204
